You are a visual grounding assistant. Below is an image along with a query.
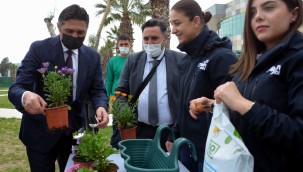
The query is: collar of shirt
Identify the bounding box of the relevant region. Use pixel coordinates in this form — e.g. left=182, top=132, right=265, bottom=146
left=146, top=48, right=165, bottom=63
left=61, top=43, right=79, bottom=56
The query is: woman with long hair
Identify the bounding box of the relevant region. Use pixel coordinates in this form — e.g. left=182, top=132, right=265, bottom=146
left=190, top=0, right=303, bottom=171
left=168, top=0, right=238, bottom=171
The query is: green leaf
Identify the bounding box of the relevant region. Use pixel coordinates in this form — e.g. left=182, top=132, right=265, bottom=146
left=233, top=129, right=242, bottom=140
left=225, top=136, right=232, bottom=144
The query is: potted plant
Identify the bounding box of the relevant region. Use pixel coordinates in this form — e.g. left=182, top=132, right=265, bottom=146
left=109, top=91, right=137, bottom=140
left=37, top=62, right=74, bottom=130
left=71, top=130, right=119, bottom=172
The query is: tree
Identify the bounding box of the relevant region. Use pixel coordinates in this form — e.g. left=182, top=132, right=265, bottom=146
left=106, top=26, right=120, bottom=53
left=44, top=11, right=56, bottom=37
left=106, top=26, right=119, bottom=39
left=150, top=0, right=170, bottom=48
left=8, top=63, right=18, bottom=81
left=95, top=0, right=151, bottom=45
left=93, top=0, right=113, bottom=50
left=88, top=34, right=97, bottom=48
left=0, top=57, right=11, bottom=77
left=99, top=39, right=116, bottom=79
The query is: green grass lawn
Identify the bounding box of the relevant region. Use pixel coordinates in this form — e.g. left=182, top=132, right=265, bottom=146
left=0, top=118, right=29, bottom=171
left=0, top=118, right=112, bottom=171
left=0, top=87, right=14, bottom=109
left=0, top=96, right=15, bottom=109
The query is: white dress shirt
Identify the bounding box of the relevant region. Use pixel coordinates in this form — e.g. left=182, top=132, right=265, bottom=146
left=137, top=48, right=173, bottom=126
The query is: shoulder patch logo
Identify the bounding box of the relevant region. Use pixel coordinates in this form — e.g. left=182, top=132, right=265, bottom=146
left=198, top=60, right=209, bottom=70
left=267, top=65, right=281, bottom=75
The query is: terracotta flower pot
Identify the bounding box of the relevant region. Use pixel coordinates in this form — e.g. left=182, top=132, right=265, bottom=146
left=72, top=156, right=118, bottom=172
left=105, top=162, right=119, bottom=172
left=44, top=105, right=69, bottom=130
left=72, top=155, right=94, bottom=169
left=75, top=161, right=94, bottom=169
left=119, top=126, right=137, bottom=140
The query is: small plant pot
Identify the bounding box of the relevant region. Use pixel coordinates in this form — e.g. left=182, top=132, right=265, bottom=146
left=44, top=105, right=69, bottom=130
left=119, top=126, right=137, bottom=140
left=75, top=161, right=94, bottom=169
left=72, top=155, right=94, bottom=169
left=105, top=162, right=119, bottom=172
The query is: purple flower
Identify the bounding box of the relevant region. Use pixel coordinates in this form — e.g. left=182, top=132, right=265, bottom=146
left=37, top=67, right=47, bottom=74
left=57, top=70, right=63, bottom=75
left=60, top=67, right=68, bottom=74
left=42, top=62, right=49, bottom=68
left=60, top=67, right=74, bottom=75
left=67, top=68, right=75, bottom=75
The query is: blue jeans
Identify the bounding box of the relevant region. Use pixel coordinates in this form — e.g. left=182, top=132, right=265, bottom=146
left=180, top=147, right=204, bottom=172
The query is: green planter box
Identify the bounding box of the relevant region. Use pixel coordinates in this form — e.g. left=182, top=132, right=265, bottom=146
left=0, top=77, right=13, bottom=87
left=118, top=125, right=197, bottom=172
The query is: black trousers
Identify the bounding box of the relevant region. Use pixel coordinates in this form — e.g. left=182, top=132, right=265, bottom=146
left=26, top=134, right=75, bottom=172
left=110, top=123, right=121, bottom=149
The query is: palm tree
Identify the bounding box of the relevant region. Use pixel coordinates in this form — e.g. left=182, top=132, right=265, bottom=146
left=95, top=0, right=151, bottom=45
left=150, top=0, right=170, bottom=48
left=106, top=26, right=119, bottom=41
left=106, top=26, right=120, bottom=53
left=93, top=0, right=113, bottom=50
left=99, top=39, right=116, bottom=79
left=88, top=34, right=97, bottom=48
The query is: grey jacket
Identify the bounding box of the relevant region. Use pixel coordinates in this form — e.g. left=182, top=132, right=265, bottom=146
left=116, top=49, right=186, bottom=121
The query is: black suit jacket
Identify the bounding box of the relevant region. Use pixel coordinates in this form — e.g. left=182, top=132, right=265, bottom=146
left=116, top=49, right=186, bottom=122
left=8, top=36, right=108, bottom=153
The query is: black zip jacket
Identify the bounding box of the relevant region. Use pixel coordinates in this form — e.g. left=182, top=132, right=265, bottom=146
left=174, top=26, right=237, bottom=161
left=232, top=32, right=303, bottom=172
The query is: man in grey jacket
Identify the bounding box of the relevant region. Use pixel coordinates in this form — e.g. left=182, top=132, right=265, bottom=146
left=110, top=19, right=186, bottom=150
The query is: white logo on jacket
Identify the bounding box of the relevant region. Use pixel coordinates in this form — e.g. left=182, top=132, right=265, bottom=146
left=198, top=60, right=209, bottom=70
left=267, top=65, right=281, bottom=75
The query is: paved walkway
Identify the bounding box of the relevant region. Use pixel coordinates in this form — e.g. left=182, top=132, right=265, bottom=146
left=0, top=108, right=22, bottom=118
left=0, top=89, right=8, bottom=96
left=0, top=90, right=22, bottom=118
left=0, top=108, right=113, bottom=125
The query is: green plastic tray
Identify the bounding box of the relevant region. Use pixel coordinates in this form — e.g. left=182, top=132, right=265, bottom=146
left=118, top=125, right=197, bottom=172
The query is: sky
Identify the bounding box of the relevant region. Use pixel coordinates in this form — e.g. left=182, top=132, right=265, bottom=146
left=0, top=0, right=232, bottom=63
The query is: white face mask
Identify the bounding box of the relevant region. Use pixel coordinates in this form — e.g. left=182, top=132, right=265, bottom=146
left=119, top=47, right=130, bottom=55
left=143, top=42, right=163, bottom=57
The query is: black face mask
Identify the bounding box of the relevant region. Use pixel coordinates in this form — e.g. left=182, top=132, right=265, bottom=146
left=61, top=34, right=85, bottom=50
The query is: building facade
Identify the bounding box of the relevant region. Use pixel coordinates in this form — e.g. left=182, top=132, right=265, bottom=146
left=206, top=0, right=303, bottom=55
left=206, top=0, right=247, bottom=54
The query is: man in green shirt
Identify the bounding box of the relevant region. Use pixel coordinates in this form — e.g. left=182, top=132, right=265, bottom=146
left=105, top=33, right=132, bottom=98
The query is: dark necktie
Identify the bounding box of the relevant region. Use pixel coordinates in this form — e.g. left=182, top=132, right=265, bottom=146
left=66, top=50, right=73, bottom=68
left=65, top=50, right=74, bottom=135
left=148, top=60, right=159, bottom=126
left=66, top=50, right=73, bottom=102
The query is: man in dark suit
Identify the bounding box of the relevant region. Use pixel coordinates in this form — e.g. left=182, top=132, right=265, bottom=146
left=8, top=4, right=109, bottom=172
left=110, top=19, right=186, bottom=150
